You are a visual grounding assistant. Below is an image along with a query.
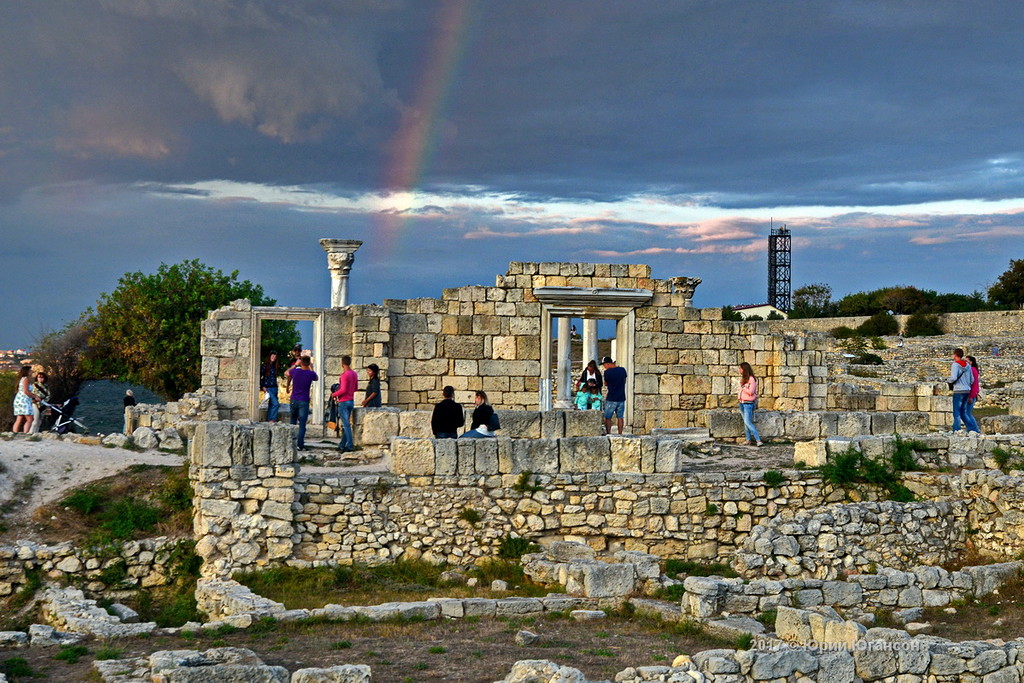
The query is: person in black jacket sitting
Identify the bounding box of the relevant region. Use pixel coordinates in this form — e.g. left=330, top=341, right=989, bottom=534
left=461, top=390, right=496, bottom=439
left=431, top=385, right=464, bottom=438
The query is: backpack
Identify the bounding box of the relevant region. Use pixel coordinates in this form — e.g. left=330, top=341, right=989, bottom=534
left=488, top=411, right=501, bottom=432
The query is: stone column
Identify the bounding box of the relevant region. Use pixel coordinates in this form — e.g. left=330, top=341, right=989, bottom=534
left=556, top=317, right=572, bottom=402
left=582, top=319, right=599, bottom=367
left=319, top=239, right=363, bottom=307
left=670, top=277, right=702, bottom=308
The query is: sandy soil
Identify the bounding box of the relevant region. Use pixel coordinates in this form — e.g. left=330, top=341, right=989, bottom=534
left=0, top=437, right=185, bottom=529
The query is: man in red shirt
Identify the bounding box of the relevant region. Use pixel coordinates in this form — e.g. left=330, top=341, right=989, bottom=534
left=331, top=355, right=358, bottom=453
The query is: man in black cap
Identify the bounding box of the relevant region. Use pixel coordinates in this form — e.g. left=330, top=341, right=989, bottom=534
left=601, top=356, right=627, bottom=434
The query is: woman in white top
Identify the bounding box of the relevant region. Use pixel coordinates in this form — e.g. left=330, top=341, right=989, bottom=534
left=12, top=366, right=38, bottom=433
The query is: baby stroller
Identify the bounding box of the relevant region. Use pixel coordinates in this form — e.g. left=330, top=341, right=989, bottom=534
left=43, top=397, right=89, bottom=435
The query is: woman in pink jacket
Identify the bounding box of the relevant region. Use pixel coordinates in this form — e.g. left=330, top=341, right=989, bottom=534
left=737, top=362, right=763, bottom=447
left=965, top=356, right=981, bottom=434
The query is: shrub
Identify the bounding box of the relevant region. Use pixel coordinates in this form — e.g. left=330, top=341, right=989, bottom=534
left=763, top=470, right=785, bottom=488
left=497, top=535, right=540, bottom=559
left=458, top=507, right=482, bottom=526
left=54, top=645, right=90, bottom=663
left=857, top=311, right=899, bottom=336
left=869, top=337, right=887, bottom=350
left=830, top=326, right=858, bottom=339
left=512, top=471, right=542, bottom=493
left=991, top=446, right=1024, bottom=471
left=853, top=352, right=884, bottom=365
left=904, top=312, right=944, bottom=337
left=819, top=444, right=916, bottom=501
left=63, top=486, right=107, bottom=515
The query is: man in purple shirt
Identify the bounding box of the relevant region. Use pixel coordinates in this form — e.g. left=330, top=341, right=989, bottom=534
left=285, top=355, right=318, bottom=450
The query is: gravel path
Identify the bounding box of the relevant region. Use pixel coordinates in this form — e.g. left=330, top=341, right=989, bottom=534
left=0, top=438, right=185, bottom=524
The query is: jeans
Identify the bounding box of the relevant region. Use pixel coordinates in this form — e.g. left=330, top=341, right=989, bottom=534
left=964, top=397, right=980, bottom=433
left=952, top=392, right=971, bottom=432
left=739, top=402, right=761, bottom=443
left=338, top=400, right=355, bottom=451
left=290, top=400, right=310, bottom=449
left=434, top=432, right=458, bottom=439
left=265, top=386, right=280, bottom=422
left=603, top=400, right=625, bottom=420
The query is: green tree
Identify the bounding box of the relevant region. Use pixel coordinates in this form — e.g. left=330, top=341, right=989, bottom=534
left=989, top=259, right=1024, bottom=309
left=33, top=313, right=96, bottom=402
left=84, top=260, right=298, bottom=399
left=790, top=283, right=834, bottom=318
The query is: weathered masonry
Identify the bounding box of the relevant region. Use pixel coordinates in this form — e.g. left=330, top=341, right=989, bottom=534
left=199, top=252, right=827, bottom=434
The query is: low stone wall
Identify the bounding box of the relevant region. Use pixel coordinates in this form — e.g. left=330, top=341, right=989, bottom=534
left=0, top=537, right=190, bottom=599
left=701, top=409, right=930, bottom=441
left=734, top=501, right=970, bottom=579
left=767, top=309, right=1024, bottom=336
left=682, top=561, right=1021, bottom=620
left=124, top=392, right=219, bottom=437
left=388, top=432, right=710, bottom=476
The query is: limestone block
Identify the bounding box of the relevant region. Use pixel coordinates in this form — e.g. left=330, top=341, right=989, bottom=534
left=655, top=439, right=688, bottom=473
left=456, top=439, right=478, bottom=474
left=870, top=412, right=896, bottom=435
left=474, top=438, right=499, bottom=474
left=836, top=412, right=872, bottom=438
left=542, top=411, right=565, bottom=438
left=291, top=665, right=372, bottom=682
left=559, top=437, right=611, bottom=473
left=756, top=411, right=784, bottom=439
left=496, top=410, right=541, bottom=438
left=269, top=424, right=295, bottom=465
left=192, top=422, right=235, bottom=467
left=252, top=425, right=272, bottom=466
left=784, top=412, right=821, bottom=440
left=511, top=438, right=559, bottom=473
left=564, top=410, right=602, bottom=437
left=894, top=412, right=929, bottom=435
left=579, top=562, right=636, bottom=598
left=434, top=438, right=458, bottom=475
left=413, top=333, right=436, bottom=359
left=361, top=408, right=400, bottom=446
left=707, top=411, right=743, bottom=438
left=775, top=606, right=812, bottom=643
left=132, top=427, right=160, bottom=450
left=390, top=438, right=436, bottom=476
left=610, top=436, right=642, bottom=472
left=794, top=441, right=827, bottom=467
left=399, top=410, right=433, bottom=439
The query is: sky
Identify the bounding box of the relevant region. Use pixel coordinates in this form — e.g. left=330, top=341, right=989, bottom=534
left=2, top=0, right=1024, bottom=348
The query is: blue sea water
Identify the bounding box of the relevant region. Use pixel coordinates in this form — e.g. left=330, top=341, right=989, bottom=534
left=71, top=380, right=163, bottom=435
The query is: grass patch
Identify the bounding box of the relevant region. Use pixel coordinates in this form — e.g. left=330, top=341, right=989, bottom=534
left=122, top=540, right=202, bottom=627
left=94, top=647, right=122, bottom=660
left=763, top=470, right=785, bottom=488
left=236, top=560, right=548, bottom=610
left=991, top=446, right=1024, bottom=471
left=497, top=535, right=540, bottom=559
left=0, top=657, right=39, bottom=679
left=53, top=644, right=90, bottom=663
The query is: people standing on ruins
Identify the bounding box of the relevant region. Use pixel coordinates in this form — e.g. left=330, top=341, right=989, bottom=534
left=285, top=355, right=317, bottom=450
left=737, top=362, right=763, bottom=447
left=332, top=355, right=358, bottom=453
left=431, top=385, right=464, bottom=438
left=965, top=355, right=981, bottom=434
left=261, top=350, right=281, bottom=422
left=946, top=348, right=973, bottom=433
left=577, top=359, right=603, bottom=393
left=575, top=379, right=603, bottom=411
left=123, top=389, right=137, bottom=408
left=284, top=343, right=303, bottom=396
left=362, top=363, right=382, bottom=408
left=11, top=366, right=38, bottom=433
left=461, top=390, right=496, bottom=438
left=602, top=356, right=627, bottom=435
left=29, top=371, right=50, bottom=434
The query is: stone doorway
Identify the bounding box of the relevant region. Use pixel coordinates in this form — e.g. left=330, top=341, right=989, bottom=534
left=248, top=307, right=327, bottom=425
left=535, top=286, right=653, bottom=428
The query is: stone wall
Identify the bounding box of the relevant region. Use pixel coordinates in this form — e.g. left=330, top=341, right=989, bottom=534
left=767, top=309, right=1024, bottom=336
left=360, top=407, right=602, bottom=445
left=734, top=501, right=970, bottom=580
left=702, top=409, right=931, bottom=441
left=200, top=262, right=828, bottom=433
left=123, top=392, right=218, bottom=438
left=0, top=537, right=189, bottom=599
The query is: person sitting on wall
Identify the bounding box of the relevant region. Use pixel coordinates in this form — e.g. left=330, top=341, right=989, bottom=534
left=460, top=390, right=496, bottom=438
left=431, top=385, right=464, bottom=438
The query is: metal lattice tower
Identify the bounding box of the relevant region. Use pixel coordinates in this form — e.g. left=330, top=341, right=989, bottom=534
left=768, top=224, right=792, bottom=312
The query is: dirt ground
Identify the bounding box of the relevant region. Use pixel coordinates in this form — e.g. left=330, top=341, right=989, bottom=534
left=923, top=571, right=1024, bottom=642
left=1, top=610, right=738, bottom=682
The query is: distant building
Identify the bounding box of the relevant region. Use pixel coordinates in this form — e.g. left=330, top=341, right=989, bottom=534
left=731, top=303, right=788, bottom=320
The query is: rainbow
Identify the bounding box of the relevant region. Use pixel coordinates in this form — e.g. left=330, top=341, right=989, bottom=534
left=372, top=0, right=478, bottom=260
